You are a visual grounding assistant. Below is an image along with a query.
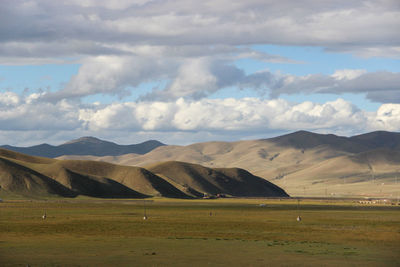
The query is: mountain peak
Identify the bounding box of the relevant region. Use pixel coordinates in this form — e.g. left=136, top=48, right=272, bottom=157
left=63, top=136, right=107, bottom=145
left=267, top=130, right=366, bottom=152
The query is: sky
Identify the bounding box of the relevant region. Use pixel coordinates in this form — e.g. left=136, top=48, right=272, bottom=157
left=0, top=0, right=399, bottom=146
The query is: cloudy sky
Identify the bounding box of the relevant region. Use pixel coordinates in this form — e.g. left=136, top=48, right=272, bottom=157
left=1, top=0, right=399, bottom=146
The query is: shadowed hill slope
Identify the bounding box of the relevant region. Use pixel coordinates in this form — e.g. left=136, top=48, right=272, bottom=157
left=350, top=131, right=400, bottom=150
left=214, top=167, right=289, bottom=197
left=0, top=149, right=184, bottom=198
left=350, top=148, right=400, bottom=165
left=52, top=160, right=189, bottom=198
left=56, top=131, right=400, bottom=197
left=1, top=137, right=165, bottom=158
left=0, top=157, right=76, bottom=198
left=0, top=149, right=287, bottom=199
left=146, top=161, right=289, bottom=197
left=267, top=130, right=369, bottom=152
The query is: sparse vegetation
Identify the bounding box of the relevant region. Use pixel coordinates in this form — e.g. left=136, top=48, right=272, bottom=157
left=55, top=131, right=400, bottom=197
left=0, top=149, right=288, bottom=199
left=1, top=132, right=400, bottom=265
left=0, top=198, right=399, bottom=266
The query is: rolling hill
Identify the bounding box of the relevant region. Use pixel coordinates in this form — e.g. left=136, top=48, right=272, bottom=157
left=146, top=161, right=288, bottom=198
left=0, top=148, right=288, bottom=199
left=56, top=131, right=400, bottom=197
left=1, top=137, right=165, bottom=158
left=0, top=157, right=76, bottom=198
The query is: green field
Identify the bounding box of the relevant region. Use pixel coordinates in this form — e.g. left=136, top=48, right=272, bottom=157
left=0, top=198, right=399, bottom=266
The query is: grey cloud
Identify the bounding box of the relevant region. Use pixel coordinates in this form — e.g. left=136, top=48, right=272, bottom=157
left=0, top=0, right=399, bottom=59
left=366, top=91, right=400, bottom=103
left=140, top=59, right=275, bottom=101
left=43, top=55, right=179, bottom=101
left=270, top=71, right=400, bottom=103
left=44, top=50, right=399, bottom=103
left=45, top=54, right=276, bottom=101
left=0, top=41, right=127, bottom=59
left=240, top=71, right=276, bottom=91
left=1, top=1, right=399, bottom=104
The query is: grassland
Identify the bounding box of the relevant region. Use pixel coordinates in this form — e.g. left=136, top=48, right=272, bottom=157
left=0, top=197, right=399, bottom=266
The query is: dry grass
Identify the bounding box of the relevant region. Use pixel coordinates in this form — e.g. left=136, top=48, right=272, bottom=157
left=0, top=198, right=399, bottom=266
left=58, top=139, right=400, bottom=198
left=0, top=149, right=288, bottom=199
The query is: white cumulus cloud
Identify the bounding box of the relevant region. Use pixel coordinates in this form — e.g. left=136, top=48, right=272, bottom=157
left=1, top=93, right=400, bottom=145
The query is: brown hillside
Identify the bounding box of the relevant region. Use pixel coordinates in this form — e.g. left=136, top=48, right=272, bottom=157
left=146, top=161, right=289, bottom=197
left=56, top=132, right=400, bottom=197
left=0, top=148, right=55, bottom=164
left=0, top=157, right=75, bottom=197
left=271, top=148, right=400, bottom=197
left=1, top=148, right=288, bottom=199
left=0, top=149, right=187, bottom=198
left=52, top=160, right=189, bottom=198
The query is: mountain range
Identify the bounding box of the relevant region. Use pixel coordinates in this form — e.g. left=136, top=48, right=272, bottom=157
left=0, top=148, right=288, bottom=199
left=0, top=137, right=165, bottom=158
left=2, top=130, right=400, bottom=198
left=56, top=130, right=400, bottom=197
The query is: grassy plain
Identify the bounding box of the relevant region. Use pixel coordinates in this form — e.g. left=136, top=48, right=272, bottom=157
left=0, top=197, right=399, bottom=266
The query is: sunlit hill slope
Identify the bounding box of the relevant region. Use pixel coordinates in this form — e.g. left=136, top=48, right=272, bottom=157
left=0, top=149, right=288, bottom=199
left=57, top=131, right=400, bottom=197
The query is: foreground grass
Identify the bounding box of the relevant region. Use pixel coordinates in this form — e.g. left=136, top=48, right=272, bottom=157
left=0, top=198, right=399, bottom=266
